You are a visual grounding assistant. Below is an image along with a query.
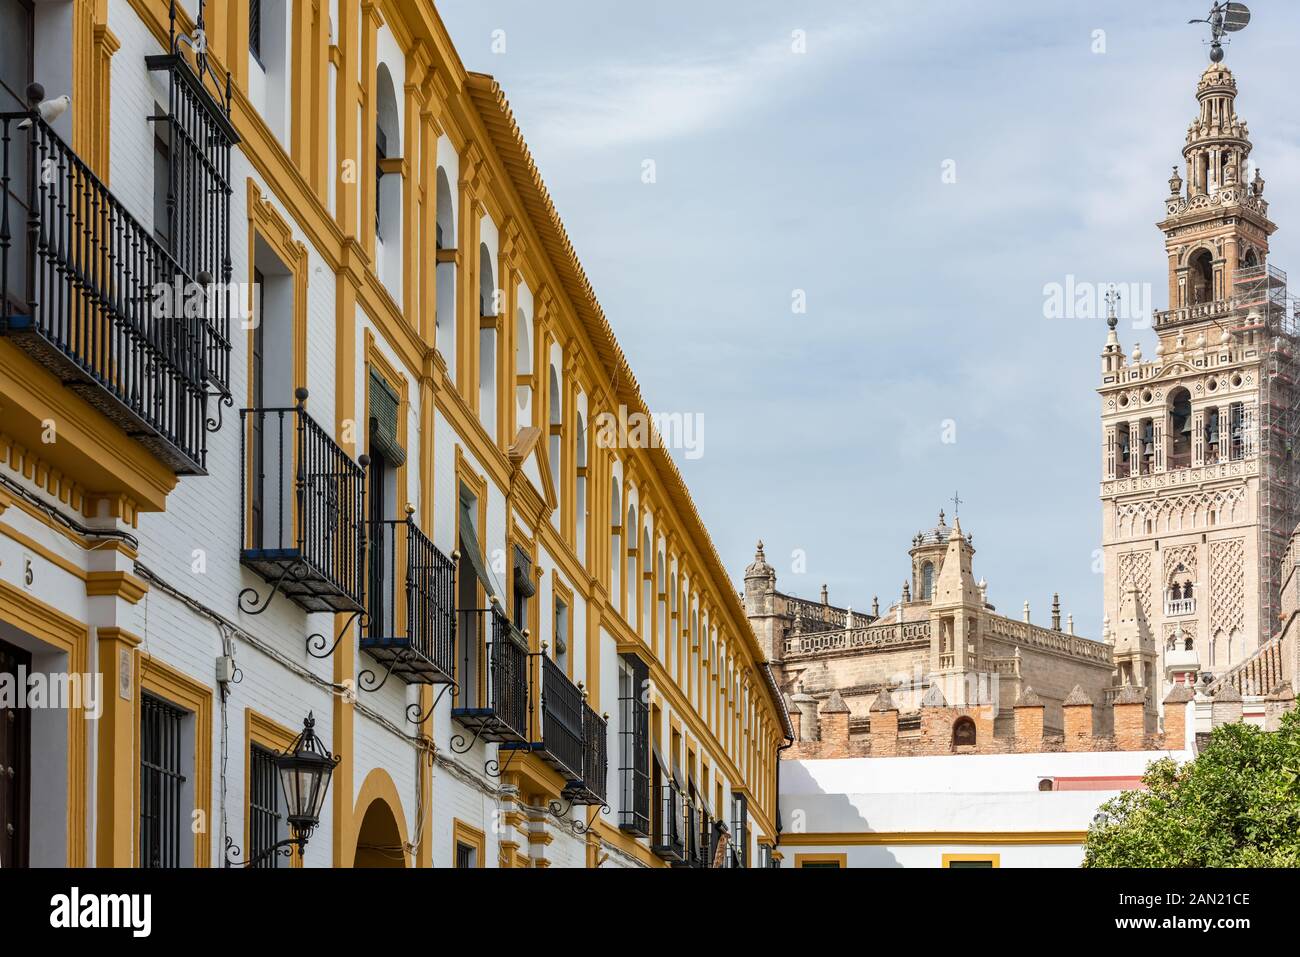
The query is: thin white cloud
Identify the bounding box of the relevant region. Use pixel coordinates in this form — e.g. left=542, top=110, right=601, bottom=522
left=516, top=23, right=869, bottom=152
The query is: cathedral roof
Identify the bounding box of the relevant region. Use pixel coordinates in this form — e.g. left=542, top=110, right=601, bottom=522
left=913, top=509, right=952, bottom=547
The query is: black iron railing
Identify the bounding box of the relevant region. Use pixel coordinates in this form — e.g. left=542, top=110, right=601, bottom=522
left=0, top=111, right=210, bottom=474
left=536, top=655, right=584, bottom=781
left=558, top=700, right=608, bottom=808
left=146, top=50, right=237, bottom=397
left=239, top=391, right=367, bottom=614
left=579, top=703, right=608, bottom=804
left=652, top=774, right=685, bottom=862
left=618, top=655, right=650, bottom=835
left=359, top=515, right=455, bottom=685
left=451, top=607, right=529, bottom=744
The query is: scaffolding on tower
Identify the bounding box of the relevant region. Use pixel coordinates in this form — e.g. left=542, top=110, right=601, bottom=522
left=1232, top=262, right=1300, bottom=646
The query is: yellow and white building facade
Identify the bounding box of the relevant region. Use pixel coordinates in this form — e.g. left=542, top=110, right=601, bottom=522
left=0, top=0, right=788, bottom=868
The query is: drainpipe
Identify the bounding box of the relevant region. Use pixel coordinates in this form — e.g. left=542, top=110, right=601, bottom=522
left=761, top=661, right=795, bottom=867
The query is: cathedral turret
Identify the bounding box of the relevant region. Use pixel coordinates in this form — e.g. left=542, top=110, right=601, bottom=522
left=928, top=518, right=983, bottom=704
left=1099, top=40, right=1292, bottom=714
left=1155, top=61, right=1275, bottom=327
left=743, top=541, right=781, bottom=661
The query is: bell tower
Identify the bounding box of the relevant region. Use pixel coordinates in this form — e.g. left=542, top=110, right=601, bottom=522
left=1098, top=42, right=1298, bottom=712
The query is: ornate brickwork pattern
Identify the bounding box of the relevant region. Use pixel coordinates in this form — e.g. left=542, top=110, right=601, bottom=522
left=1210, top=538, right=1246, bottom=637
left=1163, top=544, right=1198, bottom=583
left=1113, top=487, right=1245, bottom=539
left=1117, top=551, right=1152, bottom=622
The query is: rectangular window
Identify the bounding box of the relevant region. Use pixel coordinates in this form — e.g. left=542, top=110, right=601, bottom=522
left=140, top=694, right=187, bottom=868
left=731, top=793, right=749, bottom=868
left=618, top=654, right=650, bottom=836
left=248, top=744, right=283, bottom=868
left=942, top=853, right=1000, bottom=868
left=249, top=0, right=262, bottom=62
left=553, top=597, right=569, bottom=673
left=152, top=114, right=172, bottom=250
left=452, top=819, right=485, bottom=868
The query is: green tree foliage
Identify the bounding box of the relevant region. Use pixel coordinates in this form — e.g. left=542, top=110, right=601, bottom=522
left=1083, top=708, right=1300, bottom=867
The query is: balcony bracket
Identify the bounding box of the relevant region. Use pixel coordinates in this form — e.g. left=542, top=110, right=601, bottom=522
left=205, top=390, right=233, bottom=434
left=406, top=681, right=457, bottom=727
left=548, top=799, right=611, bottom=836
left=485, top=747, right=522, bottom=779
left=358, top=652, right=406, bottom=694
left=238, top=559, right=311, bottom=616
left=306, top=609, right=369, bottom=660
left=449, top=725, right=486, bottom=755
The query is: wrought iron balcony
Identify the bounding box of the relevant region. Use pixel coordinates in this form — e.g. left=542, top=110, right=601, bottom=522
left=145, top=17, right=238, bottom=399
left=651, top=774, right=686, bottom=863
left=451, top=606, right=530, bottom=745
left=501, top=654, right=610, bottom=806
left=359, top=515, right=455, bottom=686
left=0, top=111, right=211, bottom=474
left=238, top=390, right=368, bottom=614
left=559, top=702, right=609, bottom=808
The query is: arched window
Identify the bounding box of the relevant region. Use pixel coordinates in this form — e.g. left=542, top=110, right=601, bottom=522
left=921, top=562, right=934, bottom=601
left=575, top=410, right=588, bottom=563
left=374, top=64, right=402, bottom=298
left=1242, top=247, right=1259, bottom=269
left=1169, top=387, right=1192, bottom=468
left=434, top=166, right=457, bottom=378
left=624, top=504, right=637, bottom=620
left=1189, top=248, right=1214, bottom=305
left=548, top=366, right=562, bottom=501
left=1204, top=407, right=1221, bottom=464
left=514, top=309, right=532, bottom=427
left=952, top=717, right=977, bottom=748
left=1038, top=778, right=1054, bottom=792
left=610, top=481, right=622, bottom=596
left=477, top=242, right=497, bottom=439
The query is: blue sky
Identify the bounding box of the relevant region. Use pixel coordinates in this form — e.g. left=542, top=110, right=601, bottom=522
left=436, top=1, right=1300, bottom=639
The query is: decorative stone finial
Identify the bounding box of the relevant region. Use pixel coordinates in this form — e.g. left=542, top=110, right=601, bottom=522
left=1063, top=684, right=1093, bottom=706
left=870, top=685, right=897, bottom=713
left=1168, top=164, right=1183, bottom=197
left=1015, top=685, right=1042, bottom=708
left=820, top=690, right=851, bottom=715
left=921, top=684, right=947, bottom=708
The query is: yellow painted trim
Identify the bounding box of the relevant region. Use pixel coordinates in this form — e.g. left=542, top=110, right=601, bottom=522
left=244, top=709, right=303, bottom=867
left=943, top=853, right=1002, bottom=867
left=795, top=853, right=847, bottom=868
left=780, top=831, right=1087, bottom=847
left=0, top=344, right=175, bottom=515
left=0, top=579, right=90, bottom=865
left=352, top=767, right=411, bottom=867
left=452, top=818, right=486, bottom=868
left=246, top=178, right=311, bottom=396
left=85, top=570, right=149, bottom=604
left=136, top=653, right=214, bottom=867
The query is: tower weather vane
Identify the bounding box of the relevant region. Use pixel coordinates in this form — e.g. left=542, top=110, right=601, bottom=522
left=1189, top=2, right=1251, bottom=62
